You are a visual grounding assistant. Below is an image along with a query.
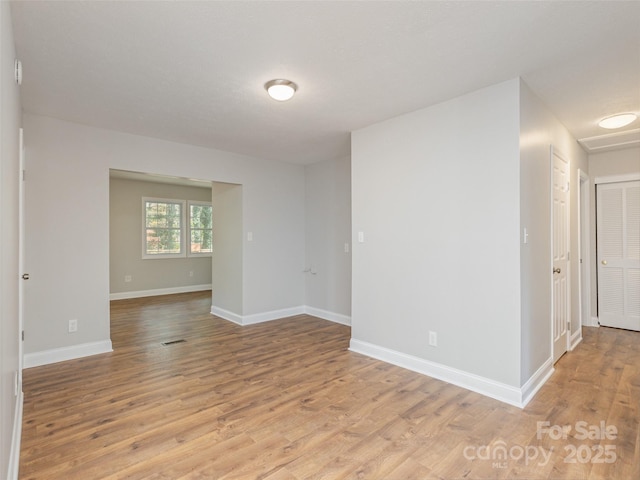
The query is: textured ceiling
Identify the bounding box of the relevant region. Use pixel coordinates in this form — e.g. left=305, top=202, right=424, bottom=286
left=10, top=1, right=640, bottom=164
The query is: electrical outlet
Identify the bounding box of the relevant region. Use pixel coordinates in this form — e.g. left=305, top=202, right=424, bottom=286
left=124, top=275, right=132, bottom=283
left=68, top=319, right=78, bottom=333
left=428, top=331, right=437, bottom=347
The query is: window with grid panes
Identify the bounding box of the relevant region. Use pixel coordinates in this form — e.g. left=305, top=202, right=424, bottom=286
left=189, top=202, right=213, bottom=255
left=143, top=198, right=186, bottom=258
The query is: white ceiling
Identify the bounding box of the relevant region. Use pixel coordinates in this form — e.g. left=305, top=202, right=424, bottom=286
left=10, top=1, right=640, bottom=165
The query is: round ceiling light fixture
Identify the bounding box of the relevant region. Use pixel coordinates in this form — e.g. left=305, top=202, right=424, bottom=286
left=265, top=79, right=297, bottom=101
left=598, top=113, right=637, bottom=129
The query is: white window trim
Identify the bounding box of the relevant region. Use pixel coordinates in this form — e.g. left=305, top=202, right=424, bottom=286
left=142, top=197, right=186, bottom=259
left=187, top=200, right=213, bottom=257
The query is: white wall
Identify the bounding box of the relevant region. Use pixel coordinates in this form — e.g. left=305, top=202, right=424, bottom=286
left=109, top=177, right=212, bottom=296
left=211, top=181, right=243, bottom=316
left=23, top=114, right=306, bottom=357
left=304, top=156, right=352, bottom=322
left=588, top=147, right=640, bottom=320
left=519, top=80, right=588, bottom=381
left=1, top=1, right=23, bottom=477
left=351, top=79, right=522, bottom=388
left=589, top=147, right=640, bottom=178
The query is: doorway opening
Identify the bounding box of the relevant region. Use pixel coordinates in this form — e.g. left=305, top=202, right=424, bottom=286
left=108, top=169, right=245, bottom=343
left=109, top=169, right=213, bottom=301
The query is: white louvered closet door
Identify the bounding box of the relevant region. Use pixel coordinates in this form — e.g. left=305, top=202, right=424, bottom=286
left=597, top=181, right=640, bottom=331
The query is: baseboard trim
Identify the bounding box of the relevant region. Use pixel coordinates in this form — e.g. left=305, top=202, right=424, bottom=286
left=24, top=340, right=113, bottom=368
left=110, top=284, right=212, bottom=301
left=210, top=305, right=350, bottom=327
left=210, top=305, right=243, bottom=325
left=243, top=306, right=305, bottom=325
left=520, top=357, right=555, bottom=407
left=304, top=306, right=351, bottom=326
left=349, top=338, right=549, bottom=408
left=7, top=391, right=23, bottom=480
left=590, top=316, right=600, bottom=327
left=569, top=328, right=583, bottom=351
left=211, top=305, right=307, bottom=326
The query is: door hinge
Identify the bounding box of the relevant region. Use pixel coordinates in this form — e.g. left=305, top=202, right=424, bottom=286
left=22, top=170, right=26, bottom=181
left=567, top=321, right=570, bottom=329
left=22, top=330, right=25, bottom=341
left=567, top=251, right=570, bottom=261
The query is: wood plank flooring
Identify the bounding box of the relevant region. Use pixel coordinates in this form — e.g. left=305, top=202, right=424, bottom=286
left=20, top=291, right=640, bottom=479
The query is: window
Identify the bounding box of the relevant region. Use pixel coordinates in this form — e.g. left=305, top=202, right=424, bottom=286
left=143, top=198, right=186, bottom=258
left=142, top=198, right=212, bottom=259
left=189, top=202, right=213, bottom=255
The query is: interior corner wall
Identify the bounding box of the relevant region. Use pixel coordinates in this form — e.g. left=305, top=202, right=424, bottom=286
left=587, top=147, right=640, bottom=321
left=1, top=1, right=23, bottom=477
left=304, top=156, right=352, bottom=321
left=23, top=114, right=305, bottom=357
left=109, top=177, right=213, bottom=296
left=351, top=79, right=522, bottom=388
left=519, top=79, right=588, bottom=382
left=211, top=181, right=243, bottom=316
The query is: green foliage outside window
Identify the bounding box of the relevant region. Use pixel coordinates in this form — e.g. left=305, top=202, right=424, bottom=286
left=190, top=204, right=213, bottom=253
left=145, top=201, right=182, bottom=254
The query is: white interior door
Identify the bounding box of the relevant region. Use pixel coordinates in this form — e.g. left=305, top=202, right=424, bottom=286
left=597, top=180, right=640, bottom=331
left=552, top=147, right=570, bottom=362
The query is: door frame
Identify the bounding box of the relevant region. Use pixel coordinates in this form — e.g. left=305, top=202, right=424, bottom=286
left=577, top=169, right=592, bottom=328
left=18, top=127, right=25, bottom=388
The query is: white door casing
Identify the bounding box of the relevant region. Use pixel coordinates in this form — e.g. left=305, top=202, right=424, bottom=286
left=596, top=180, right=640, bottom=331
left=552, top=147, right=570, bottom=363
left=578, top=170, right=590, bottom=330
left=18, top=127, right=25, bottom=389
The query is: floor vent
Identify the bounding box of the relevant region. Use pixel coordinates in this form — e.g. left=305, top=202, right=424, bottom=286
left=161, top=339, right=186, bottom=346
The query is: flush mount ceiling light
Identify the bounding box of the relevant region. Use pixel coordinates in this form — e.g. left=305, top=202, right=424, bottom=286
left=598, top=113, right=637, bottom=129
left=265, top=79, right=297, bottom=101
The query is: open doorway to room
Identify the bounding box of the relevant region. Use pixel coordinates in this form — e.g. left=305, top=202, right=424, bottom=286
left=109, top=169, right=214, bottom=301
left=108, top=169, right=245, bottom=346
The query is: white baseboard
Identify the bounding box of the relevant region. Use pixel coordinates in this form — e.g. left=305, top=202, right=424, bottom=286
left=304, top=306, right=351, bottom=326
left=243, top=306, right=305, bottom=325
left=589, top=316, right=600, bottom=327
left=211, top=305, right=306, bottom=326
left=520, top=358, right=555, bottom=407
left=210, top=305, right=350, bottom=327
left=210, top=305, right=243, bottom=325
left=569, top=328, right=583, bottom=351
left=110, top=284, right=212, bottom=301
left=7, top=391, right=23, bottom=480
left=24, top=340, right=113, bottom=368
left=349, top=338, right=551, bottom=408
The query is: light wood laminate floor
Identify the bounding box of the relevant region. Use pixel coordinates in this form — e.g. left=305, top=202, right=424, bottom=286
left=20, top=291, right=640, bottom=479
